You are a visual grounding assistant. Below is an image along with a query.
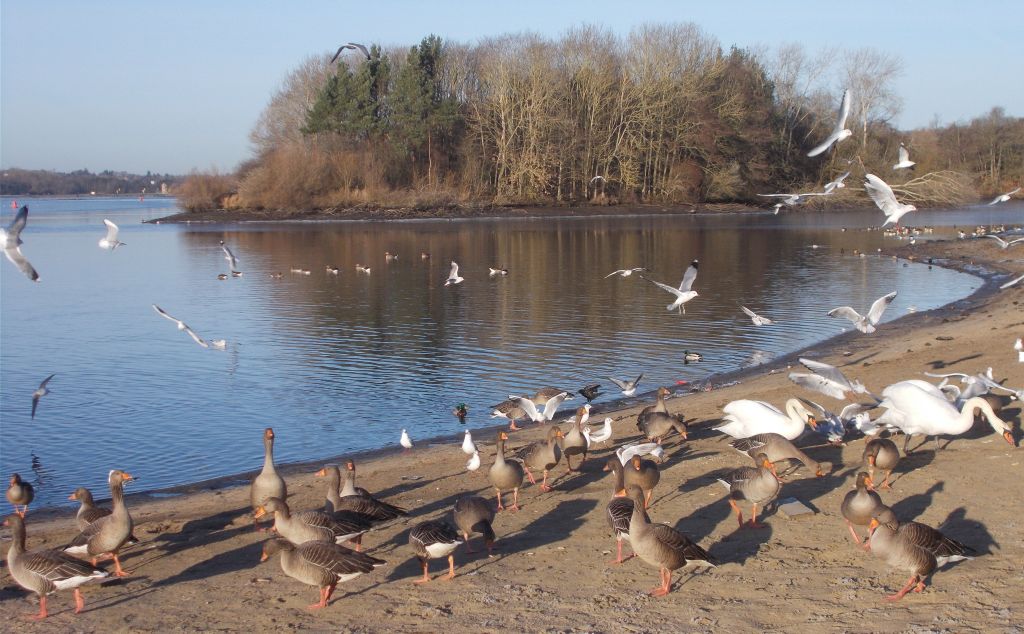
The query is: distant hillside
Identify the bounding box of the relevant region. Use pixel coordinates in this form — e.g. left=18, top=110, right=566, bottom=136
left=0, top=168, right=181, bottom=196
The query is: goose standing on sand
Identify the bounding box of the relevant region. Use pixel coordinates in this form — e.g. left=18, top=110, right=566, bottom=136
left=806, top=88, right=852, bottom=157
left=452, top=495, right=496, bottom=554
left=840, top=472, right=885, bottom=546
left=444, top=261, right=464, bottom=286
left=716, top=399, right=817, bottom=441
left=718, top=454, right=781, bottom=529
left=637, top=411, right=688, bottom=444
left=7, top=473, right=34, bottom=517
left=5, top=514, right=109, bottom=620
left=251, top=427, right=287, bottom=531
left=517, top=426, right=563, bottom=491
left=867, top=506, right=973, bottom=601
left=488, top=431, right=525, bottom=512
left=491, top=398, right=528, bottom=430
left=561, top=407, right=590, bottom=472
left=624, top=485, right=715, bottom=596
left=409, top=520, right=464, bottom=583
left=260, top=538, right=385, bottom=609
left=638, top=386, right=671, bottom=418
left=64, top=470, right=134, bottom=577
left=255, top=497, right=370, bottom=548
left=729, top=433, right=824, bottom=478
left=328, top=461, right=407, bottom=522
left=623, top=455, right=661, bottom=509
left=642, top=259, right=699, bottom=313
left=863, top=438, right=900, bottom=489
left=98, top=219, right=126, bottom=250
left=602, top=458, right=636, bottom=564
left=2, top=205, right=40, bottom=282
left=68, top=488, right=139, bottom=545
left=828, top=291, right=898, bottom=334
left=30, top=374, right=55, bottom=419
left=608, top=374, right=643, bottom=397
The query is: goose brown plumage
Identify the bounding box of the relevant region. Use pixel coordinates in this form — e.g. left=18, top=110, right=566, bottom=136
left=840, top=472, right=885, bottom=546
left=730, top=433, right=824, bottom=478
left=64, top=470, right=134, bottom=577
left=862, top=438, right=900, bottom=489
left=561, top=407, right=589, bottom=472
left=517, top=426, right=563, bottom=491
left=68, top=487, right=139, bottom=546
left=5, top=514, right=109, bottom=620
left=602, top=458, right=636, bottom=564
left=452, top=495, right=496, bottom=554
left=718, top=453, right=780, bottom=529
left=636, top=410, right=688, bottom=443
left=7, top=473, right=34, bottom=517
left=625, top=455, right=661, bottom=509
left=261, top=538, right=386, bottom=609
left=409, top=519, right=464, bottom=583
left=488, top=431, right=525, bottom=511
left=250, top=427, right=287, bottom=531
left=490, top=399, right=527, bottom=431
left=638, top=386, right=671, bottom=419
left=254, top=497, right=370, bottom=549
left=316, top=463, right=407, bottom=524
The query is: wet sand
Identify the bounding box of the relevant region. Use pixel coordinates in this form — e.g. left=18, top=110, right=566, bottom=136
left=2, top=237, right=1022, bottom=632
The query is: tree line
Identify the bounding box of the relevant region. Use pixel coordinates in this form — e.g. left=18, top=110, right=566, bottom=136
left=1, top=168, right=178, bottom=197
left=181, top=25, right=1023, bottom=212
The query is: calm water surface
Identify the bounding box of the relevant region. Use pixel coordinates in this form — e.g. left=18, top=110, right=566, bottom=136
left=2, top=197, right=1019, bottom=509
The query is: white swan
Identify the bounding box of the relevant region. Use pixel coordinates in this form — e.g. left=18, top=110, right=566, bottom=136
left=876, top=381, right=1012, bottom=452
left=715, top=399, right=817, bottom=440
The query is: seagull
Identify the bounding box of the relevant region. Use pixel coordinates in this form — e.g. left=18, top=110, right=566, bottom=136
left=444, top=261, right=464, bottom=286
left=590, top=175, right=606, bottom=185
left=892, top=143, right=915, bottom=170
left=461, top=430, right=477, bottom=455
left=798, top=398, right=875, bottom=443
left=740, top=305, right=773, bottom=326
left=607, top=374, right=643, bottom=397
left=863, top=174, right=917, bottom=227
left=989, top=187, right=1021, bottom=205
left=823, top=171, right=852, bottom=194
left=219, top=240, right=239, bottom=271
left=1000, top=272, right=1024, bottom=289
left=788, top=358, right=870, bottom=400
left=642, top=259, right=699, bottom=313
left=604, top=267, right=648, bottom=278
left=807, top=88, right=852, bottom=157
left=772, top=203, right=784, bottom=215
left=98, top=219, right=126, bottom=250
left=330, top=42, right=371, bottom=63
left=152, top=304, right=211, bottom=349
left=757, top=192, right=829, bottom=206
left=981, top=234, right=1024, bottom=249
left=1016, top=338, right=1023, bottom=363
left=466, top=451, right=481, bottom=471
left=488, top=267, right=508, bottom=276
left=31, top=374, right=56, bottom=419
left=1, top=205, right=39, bottom=282
left=827, top=291, right=897, bottom=334
left=507, top=392, right=570, bottom=423
left=616, top=441, right=666, bottom=465
left=400, top=429, right=413, bottom=451
left=583, top=418, right=613, bottom=446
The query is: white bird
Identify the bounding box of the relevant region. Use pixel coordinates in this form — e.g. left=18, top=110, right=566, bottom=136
left=757, top=192, right=829, bottom=206
left=807, top=88, right=852, bottom=157
left=583, top=418, right=613, bottom=446
left=461, top=430, right=477, bottom=455
left=892, top=143, right=916, bottom=170
left=798, top=399, right=875, bottom=443
left=590, top=175, right=606, bottom=185
left=330, top=42, right=371, bottom=63
left=210, top=339, right=227, bottom=350
left=740, top=305, right=773, bottom=326
left=616, top=441, right=666, bottom=465
left=988, top=187, right=1020, bottom=205
left=827, top=291, right=897, bottom=334
left=772, top=203, right=784, bottom=215
left=715, top=399, right=818, bottom=441
left=400, top=429, right=413, bottom=451
left=1000, top=272, right=1024, bottom=289
left=981, top=234, right=1024, bottom=249
left=219, top=240, right=239, bottom=270
left=507, top=392, right=570, bottom=423
left=604, top=267, right=648, bottom=278
left=98, top=219, right=126, bottom=250
left=607, top=374, right=643, bottom=397
left=465, top=451, right=481, bottom=471
left=488, top=267, right=508, bottom=276
left=788, top=358, right=870, bottom=400
left=642, top=259, right=699, bottom=313
left=864, top=174, right=917, bottom=227
left=1, top=205, right=39, bottom=282
left=1016, top=338, right=1023, bottom=363
left=31, top=373, right=55, bottom=419
left=823, top=171, right=852, bottom=194
left=444, top=261, right=464, bottom=286
left=152, top=304, right=211, bottom=349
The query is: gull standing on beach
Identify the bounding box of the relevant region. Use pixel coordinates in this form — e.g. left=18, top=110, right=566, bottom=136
left=31, top=374, right=55, bottom=419
left=988, top=187, right=1021, bottom=205
left=444, top=261, right=464, bottom=286
left=827, top=291, right=897, bottom=334
left=461, top=430, right=477, bottom=455
left=807, top=89, right=852, bottom=157
left=740, top=305, right=773, bottom=326
left=2, top=205, right=39, bottom=282
left=643, top=260, right=699, bottom=313
left=864, top=174, right=916, bottom=227
left=400, top=429, right=414, bottom=451
left=98, top=219, right=126, bottom=250
left=892, top=143, right=915, bottom=170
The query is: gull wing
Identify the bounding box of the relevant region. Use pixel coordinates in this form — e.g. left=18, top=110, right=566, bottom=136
left=604, top=269, right=626, bottom=278
left=508, top=395, right=542, bottom=421
left=348, top=42, right=370, bottom=59
left=866, top=291, right=897, bottom=325
left=898, top=144, right=911, bottom=164
left=183, top=326, right=209, bottom=348
left=220, top=242, right=238, bottom=269
left=103, top=219, right=120, bottom=242
left=757, top=193, right=796, bottom=198
left=152, top=304, right=181, bottom=324
left=606, top=376, right=629, bottom=391
left=38, top=373, right=56, bottom=390
left=5, top=205, right=28, bottom=238
left=644, top=277, right=684, bottom=298
left=798, top=358, right=852, bottom=389
left=863, top=174, right=900, bottom=216
left=679, top=261, right=698, bottom=292
left=789, top=372, right=848, bottom=400
left=835, top=89, right=852, bottom=132
left=541, top=392, right=569, bottom=420
left=3, top=244, right=40, bottom=282
left=981, top=235, right=1007, bottom=247
left=827, top=306, right=863, bottom=324
left=448, top=261, right=460, bottom=280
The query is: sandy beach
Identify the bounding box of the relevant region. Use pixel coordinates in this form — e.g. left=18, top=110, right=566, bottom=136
left=2, top=236, right=1022, bottom=632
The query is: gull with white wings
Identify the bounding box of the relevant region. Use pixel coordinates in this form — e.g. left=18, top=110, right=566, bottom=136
left=604, top=267, right=648, bottom=278
left=798, top=398, right=876, bottom=444
left=892, top=143, right=915, bottom=170
left=828, top=291, right=897, bottom=334
left=642, top=260, right=698, bottom=313
left=98, top=219, right=126, bottom=250
left=219, top=240, right=240, bottom=272
left=1000, top=272, right=1024, bottom=289
left=506, top=392, right=570, bottom=423
left=740, top=305, right=773, bottom=326
left=807, top=89, right=852, bottom=157
left=444, top=261, right=464, bottom=286
left=1, top=206, right=39, bottom=282
left=152, top=304, right=220, bottom=349
left=31, top=374, right=56, bottom=419
left=788, top=358, right=871, bottom=400
left=607, top=374, right=643, bottom=397
left=823, top=171, right=852, bottom=194
left=981, top=234, right=1024, bottom=249
left=864, top=174, right=916, bottom=227
left=988, top=187, right=1020, bottom=205
left=757, top=192, right=829, bottom=206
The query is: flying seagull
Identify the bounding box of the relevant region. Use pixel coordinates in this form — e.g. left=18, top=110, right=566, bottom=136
left=607, top=374, right=643, bottom=397
left=823, top=171, right=851, bottom=194
left=604, top=267, right=648, bottom=278
left=988, top=187, right=1021, bottom=205
left=757, top=192, right=829, bottom=206
left=152, top=304, right=214, bottom=349
left=330, top=42, right=371, bottom=63
left=506, top=392, right=571, bottom=423
left=219, top=240, right=239, bottom=271
left=98, top=219, right=126, bottom=250
left=788, top=358, right=870, bottom=400
left=981, top=234, right=1024, bottom=249
left=642, top=260, right=699, bottom=313
left=444, top=261, right=464, bottom=286
left=1000, top=272, right=1024, bottom=289
left=827, top=291, right=897, bottom=334
left=807, top=88, right=852, bottom=157
left=1, top=205, right=39, bottom=282
left=892, top=143, right=915, bottom=170
left=863, top=174, right=916, bottom=227
left=31, top=374, right=56, bottom=419
left=740, top=305, right=773, bottom=326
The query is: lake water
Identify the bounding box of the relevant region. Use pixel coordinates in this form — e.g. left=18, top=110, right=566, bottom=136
left=2, top=196, right=1018, bottom=509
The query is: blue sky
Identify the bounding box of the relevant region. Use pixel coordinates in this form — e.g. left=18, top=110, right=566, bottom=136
left=2, top=0, right=1021, bottom=175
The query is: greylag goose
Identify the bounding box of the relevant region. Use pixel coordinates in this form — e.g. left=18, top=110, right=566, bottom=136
left=602, top=458, right=636, bottom=564
left=624, top=455, right=660, bottom=509
left=64, top=470, right=134, bottom=577
left=488, top=431, right=525, bottom=511
left=409, top=520, right=464, bottom=583
left=6, top=473, right=34, bottom=517
left=491, top=398, right=527, bottom=430
left=636, top=411, right=688, bottom=444
left=5, top=514, right=108, bottom=619
left=717, top=454, right=780, bottom=529
left=624, top=485, right=715, bottom=596
left=638, top=387, right=671, bottom=418
left=840, top=472, right=885, bottom=546
left=867, top=506, right=973, bottom=600
left=729, top=433, right=824, bottom=478
left=254, top=497, right=370, bottom=549
left=452, top=496, right=496, bottom=554
left=68, top=487, right=139, bottom=545
left=326, top=461, right=407, bottom=521
left=561, top=407, right=590, bottom=472
left=260, top=538, right=385, bottom=609
left=862, top=438, right=900, bottom=489
left=517, top=426, right=563, bottom=491
left=251, top=427, right=287, bottom=531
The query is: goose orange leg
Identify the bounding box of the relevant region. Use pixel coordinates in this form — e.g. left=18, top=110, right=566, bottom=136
left=747, top=503, right=766, bottom=529
left=612, top=538, right=634, bottom=564
left=524, top=468, right=537, bottom=485
left=414, top=559, right=431, bottom=584
left=846, top=521, right=865, bottom=546
left=509, top=488, right=520, bottom=512
left=650, top=567, right=673, bottom=597
left=728, top=499, right=745, bottom=529
left=495, top=489, right=504, bottom=512
left=886, top=575, right=926, bottom=601
left=445, top=554, right=456, bottom=580
left=463, top=531, right=477, bottom=553
left=111, top=553, right=130, bottom=577
left=27, top=594, right=47, bottom=620
left=73, top=588, right=86, bottom=614
left=540, top=470, right=552, bottom=492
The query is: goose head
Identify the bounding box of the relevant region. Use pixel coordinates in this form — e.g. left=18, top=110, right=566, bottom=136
left=260, top=538, right=294, bottom=562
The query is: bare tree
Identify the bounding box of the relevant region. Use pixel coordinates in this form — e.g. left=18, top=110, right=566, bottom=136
left=841, top=48, right=904, bottom=148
